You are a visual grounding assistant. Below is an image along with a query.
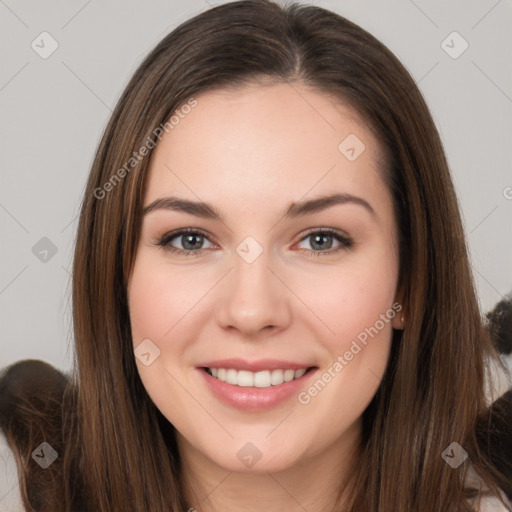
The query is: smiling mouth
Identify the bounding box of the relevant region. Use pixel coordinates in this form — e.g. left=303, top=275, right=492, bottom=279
left=202, top=366, right=316, bottom=388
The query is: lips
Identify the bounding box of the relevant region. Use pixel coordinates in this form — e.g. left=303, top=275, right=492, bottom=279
left=196, top=358, right=318, bottom=411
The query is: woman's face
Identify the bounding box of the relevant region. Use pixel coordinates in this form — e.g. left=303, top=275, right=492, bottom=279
left=127, top=82, right=402, bottom=474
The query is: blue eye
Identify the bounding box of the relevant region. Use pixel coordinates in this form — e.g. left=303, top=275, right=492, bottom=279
left=155, top=228, right=353, bottom=257
left=296, top=228, right=353, bottom=256
left=156, top=228, right=214, bottom=257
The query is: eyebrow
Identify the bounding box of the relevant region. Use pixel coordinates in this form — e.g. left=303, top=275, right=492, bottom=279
left=142, top=193, right=376, bottom=220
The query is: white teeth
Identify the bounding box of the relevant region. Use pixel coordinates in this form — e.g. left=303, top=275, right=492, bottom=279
left=226, top=369, right=238, bottom=385
left=283, top=369, right=295, bottom=382
left=294, top=368, right=306, bottom=378
left=206, top=367, right=309, bottom=387
left=270, top=369, right=284, bottom=385
left=237, top=370, right=253, bottom=387
left=254, top=371, right=270, bottom=388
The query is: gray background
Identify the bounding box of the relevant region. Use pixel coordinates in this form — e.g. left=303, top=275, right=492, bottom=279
left=1, top=0, right=511, bottom=373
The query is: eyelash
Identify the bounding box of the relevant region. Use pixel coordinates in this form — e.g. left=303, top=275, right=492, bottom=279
left=154, top=227, right=354, bottom=257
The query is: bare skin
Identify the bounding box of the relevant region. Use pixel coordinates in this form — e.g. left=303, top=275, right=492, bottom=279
left=127, top=81, right=403, bottom=512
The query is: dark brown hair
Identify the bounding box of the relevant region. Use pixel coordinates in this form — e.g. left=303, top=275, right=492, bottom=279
left=1, top=1, right=510, bottom=510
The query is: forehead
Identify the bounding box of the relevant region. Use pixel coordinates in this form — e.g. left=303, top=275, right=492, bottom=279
left=143, top=82, right=390, bottom=219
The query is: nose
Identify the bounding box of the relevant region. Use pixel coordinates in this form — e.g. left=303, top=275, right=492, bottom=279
left=215, top=248, right=292, bottom=337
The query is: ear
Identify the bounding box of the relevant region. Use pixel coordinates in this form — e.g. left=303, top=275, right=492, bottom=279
left=391, top=309, right=405, bottom=330
left=391, top=283, right=406, bottom=331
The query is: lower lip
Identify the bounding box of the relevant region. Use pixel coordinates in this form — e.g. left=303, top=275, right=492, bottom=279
left=197, top=367, right=318, bottom=412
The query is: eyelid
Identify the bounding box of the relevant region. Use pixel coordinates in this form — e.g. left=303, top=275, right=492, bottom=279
left=154, top=226, right=353, bottom=255
left=155, top=227, right=217, bottom=250
left=298, top=226, right=351, bottom=240
left=294, top=227, right=353, bottom=254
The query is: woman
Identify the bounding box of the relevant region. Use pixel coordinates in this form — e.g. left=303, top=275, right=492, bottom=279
left=1, top=1, right=510, bottom=510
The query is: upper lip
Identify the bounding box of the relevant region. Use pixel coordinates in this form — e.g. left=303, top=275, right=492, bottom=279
left=198, top=358, right=316, bottom=372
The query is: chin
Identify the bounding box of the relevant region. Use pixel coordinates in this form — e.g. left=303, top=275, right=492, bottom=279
left=213, top=448, right=303, bottom=474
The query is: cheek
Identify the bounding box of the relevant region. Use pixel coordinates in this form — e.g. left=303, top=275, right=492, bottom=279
left=303, top=248, right=398, bottom=353
left=294, top=247, right=398, bottom=420
left=128, top=258, right=200, bottom=422
left=128, top=256, right=195, bottom=344
left=128, top=269, right=169, bottom=343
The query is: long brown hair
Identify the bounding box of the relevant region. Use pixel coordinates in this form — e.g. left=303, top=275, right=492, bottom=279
left=1, top=1, right=510, bottom=510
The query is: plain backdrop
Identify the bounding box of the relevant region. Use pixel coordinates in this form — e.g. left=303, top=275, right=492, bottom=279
left=1, top=0, right=511, bottom=373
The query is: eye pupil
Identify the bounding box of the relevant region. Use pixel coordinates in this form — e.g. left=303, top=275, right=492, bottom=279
left=310, top=233, right=332, bottom=251
left=183, top=234, right=203, bottom=250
